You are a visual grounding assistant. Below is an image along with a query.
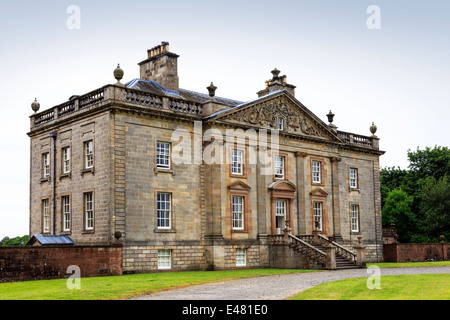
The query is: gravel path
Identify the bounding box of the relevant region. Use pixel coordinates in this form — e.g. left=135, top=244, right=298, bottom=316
left=128, top=266, right=450, bottom=300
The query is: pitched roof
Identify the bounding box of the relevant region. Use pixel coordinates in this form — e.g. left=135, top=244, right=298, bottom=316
left=124, top=78, right=243, bottom=108
left=26, top=234, right=74, bottom=246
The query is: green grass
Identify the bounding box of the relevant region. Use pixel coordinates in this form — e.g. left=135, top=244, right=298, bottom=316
left=290, top=274, right=450, bottom=300
left=367, top=261, right=450, bottom=268
left=0, top=268, right=314, bottom=300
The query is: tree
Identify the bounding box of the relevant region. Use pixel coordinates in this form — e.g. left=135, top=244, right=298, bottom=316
left=0, top=235, right=29, bottom=246
left=382, top=189, right=416, bottom=243
left=419, top=175, right=450, bottom=242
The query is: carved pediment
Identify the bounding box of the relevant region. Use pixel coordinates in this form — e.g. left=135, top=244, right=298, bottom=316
left=310, top=188, right=328, bottom=197
left=212, top=92, right=339, bottom=141
left=268, top=180, right=297, bottom=192
left=228, top=181, right=251, bottom=191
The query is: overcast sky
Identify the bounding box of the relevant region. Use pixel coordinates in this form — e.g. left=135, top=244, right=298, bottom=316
left=0, top=0, right=449, bottom=238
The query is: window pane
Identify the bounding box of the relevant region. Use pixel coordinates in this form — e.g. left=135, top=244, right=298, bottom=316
left=236, top=248, right=246, bottom=267
left=232, top=196, right=244, bottom=229
left=274, top=156, right=284, bottom=179
left=158, top=250, right=171, bottom=269
left=85, top=192, right=94, bottom=230
left=275, top=200, right=286, bottom=216
left=85, top=141, right=93, bottom=169
left=42, top=199, right=50, bottom=233
left=63, top=196, right=71, bottom=231
left=312, top=161, right=321, bottom=183
left=350, top=169, right=358, bottom=188
left=157, top=142, right=171, bottom=168
left=351, top=205, right=359, bottom=232
left=313, top=202, right=322, bottom=230
left=63, top=148, right=71, bottom=173
left=157, top=192, right=171, bottom=228
left=231, top=149, right=243, bottom=175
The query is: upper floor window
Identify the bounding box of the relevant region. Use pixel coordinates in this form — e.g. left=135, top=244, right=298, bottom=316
left=312, top=160, right=321, bottom=184
left=232, top=195, right=244, bottom=230
left=42, top=153, right=50, bottom=178
left=274, top=155, right=285, bottom=179
left=157, top=192, right=171, bottom=229
left=350, top=168, right=358, bottom=189
left=84, top=141, right=94, bottom=169
left=231, top=149, right=244, bottom=175
left=156, top=142, right=171, bottom=169
left=62, top=147, right=71, bottom=174
left=276, top=117, right=284, bottom=130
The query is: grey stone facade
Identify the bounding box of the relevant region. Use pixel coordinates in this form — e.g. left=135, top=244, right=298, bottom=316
left=28, top=42, right=385, bottom=272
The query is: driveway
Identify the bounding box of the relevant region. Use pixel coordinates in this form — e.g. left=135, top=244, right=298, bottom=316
left=128, top=266, right=450, bottom=300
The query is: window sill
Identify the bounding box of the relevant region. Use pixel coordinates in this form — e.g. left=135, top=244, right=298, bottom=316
left=59, top=173, right=71, bottom=180
left=349, top=187, right=360, bottom=193
left=350, top=231, right=362, bottom=236
left=154, top=228, right=176, bottom=233
left=40, top=177, right=50, bottom=184
left=231, top=173, right=248, bottom=179
left=81, top=229, right=95, bottom=234
left=154, top=167, right=175, bottom=176
left=231, top=229, right=248, bottom=234
left=81, top=167, right=95, bottom=176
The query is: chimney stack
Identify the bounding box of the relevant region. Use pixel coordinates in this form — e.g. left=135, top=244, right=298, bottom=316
left=138, top=41, right=180, bottom=92
left=257, top=68, right=296, bottom=98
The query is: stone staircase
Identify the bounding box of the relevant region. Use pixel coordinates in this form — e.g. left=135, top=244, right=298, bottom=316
left=307, top=241, right=359, bottom=270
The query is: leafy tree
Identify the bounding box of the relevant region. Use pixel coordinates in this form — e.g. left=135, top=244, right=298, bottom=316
left=0, top=235, right=29, bottom=246
left=382, top=189, right=416, bottom=243
left=407, top=146, right=450, bottom=181
left=418, top=175, right=450, bottom=242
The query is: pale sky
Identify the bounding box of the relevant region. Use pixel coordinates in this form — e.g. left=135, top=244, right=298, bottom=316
left=0, top=0, right=449, bottom=238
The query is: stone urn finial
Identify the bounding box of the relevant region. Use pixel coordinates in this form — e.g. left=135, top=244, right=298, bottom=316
left=207, top=82, right=217, bottom=98
left=326, top=110, right=335, bottom=124
left=370, top=122, right=377, bottom=136
left=31, top=98, right=40, bottom=113
left=114, top=63, right=124, bottom=85
left=114, top=231, right=122, bottom=242
left=271, top=68, right=280, bottom=79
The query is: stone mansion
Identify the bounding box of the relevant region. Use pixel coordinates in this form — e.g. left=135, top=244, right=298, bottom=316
left=28, top=42, right=384, bottom=272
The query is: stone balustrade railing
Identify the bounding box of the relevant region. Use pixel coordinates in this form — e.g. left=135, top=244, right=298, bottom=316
left=337, top=130, right=379, bottom=150
left=30, top=85, right=203, bottom=129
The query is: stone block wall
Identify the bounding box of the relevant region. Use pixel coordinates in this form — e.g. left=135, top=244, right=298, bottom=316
left=122, top=244, right=206, bottom=273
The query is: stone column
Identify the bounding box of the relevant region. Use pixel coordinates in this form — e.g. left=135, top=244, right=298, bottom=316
left=355, top=237, right=366, bottom=267
left=330, top=157, right=342, bottom=241
left=325, top=244, right=336, bottom=270
left=295, top=152, right=308, bottom=234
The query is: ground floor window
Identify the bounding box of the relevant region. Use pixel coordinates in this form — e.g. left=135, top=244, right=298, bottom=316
left=235, top=248, right=247, bottom=267
left=158, top=250, right=171, bottom=269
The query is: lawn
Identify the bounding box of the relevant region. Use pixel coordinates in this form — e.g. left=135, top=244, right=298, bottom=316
left=0, top=268, right=314, bottom=300
left=367, top=261, right=450, bottom=268
left=290, top=273, right=450, bottom=300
